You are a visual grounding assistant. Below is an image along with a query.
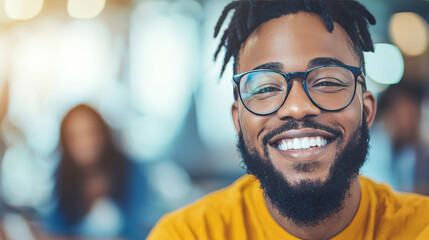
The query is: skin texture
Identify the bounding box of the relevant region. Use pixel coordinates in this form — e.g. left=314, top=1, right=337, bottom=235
left=231, top=13, right=376, bottom=239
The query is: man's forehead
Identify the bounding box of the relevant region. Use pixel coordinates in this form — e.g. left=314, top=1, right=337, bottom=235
left=237, top=12, right=357, bottom=73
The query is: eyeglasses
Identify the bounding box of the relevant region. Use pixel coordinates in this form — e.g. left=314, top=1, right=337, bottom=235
left=232, top=64, right=365, bottom=116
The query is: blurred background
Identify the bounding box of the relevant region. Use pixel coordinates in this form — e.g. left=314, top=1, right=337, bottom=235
left=0, top=0, right=428, bottom=239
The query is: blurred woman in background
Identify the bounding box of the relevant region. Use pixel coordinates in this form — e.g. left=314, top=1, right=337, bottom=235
left=42, top=104, right=150, bottom=239
left=364, top=83, right=429, bottom=195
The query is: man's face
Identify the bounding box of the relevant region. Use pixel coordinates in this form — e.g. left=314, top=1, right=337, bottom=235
left=232, top=13, right=375, bottom=185
left=231, top=13, right=376, bottom=225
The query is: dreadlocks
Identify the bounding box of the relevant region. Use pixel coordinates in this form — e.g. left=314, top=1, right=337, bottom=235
left=213, top=0, right=376, bottom=77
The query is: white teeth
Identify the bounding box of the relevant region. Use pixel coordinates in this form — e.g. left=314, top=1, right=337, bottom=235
left=310, top=138, right=316, bottom=147
left=322, top=139, right=327, bottom=146
left=301, top=137, right=310, bottom=149
left=277, top=136, right=330, bottom=150
left=316, top=137, right=322, bottom=147
left=282, top=141, right=288, bottom=150
left=287, top=141, right=293, bottom=149
left=278, top=141, right=287, bottom=150
left=293, top=138, right=301, bottom=149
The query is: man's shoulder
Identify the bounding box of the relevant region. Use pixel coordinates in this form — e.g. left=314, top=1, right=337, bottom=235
left=361, top=175, right=429, bottom=208
left=338, top=176, right=429, bottom=239
left=360, top=176, right=429, bottom=230
left=147, top=175, right=261, bottom=239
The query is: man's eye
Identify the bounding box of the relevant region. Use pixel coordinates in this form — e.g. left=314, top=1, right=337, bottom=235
left=252, top=86, right=281, bottom=95
left=311, top=78, right=348, bottom=88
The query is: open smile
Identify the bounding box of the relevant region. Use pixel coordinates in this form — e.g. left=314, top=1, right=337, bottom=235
left=276, top=136, right=329, bottom=150
left=268, top=128, right=338, bottom=161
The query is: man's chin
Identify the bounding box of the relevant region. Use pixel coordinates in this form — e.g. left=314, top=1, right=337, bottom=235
left=269, top=155, right=333, bottom=185
left=286, top=174, right=330, bottom=188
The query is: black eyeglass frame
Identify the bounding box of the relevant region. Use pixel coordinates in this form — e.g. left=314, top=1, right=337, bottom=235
left=232, top=64, right=366, bottom=116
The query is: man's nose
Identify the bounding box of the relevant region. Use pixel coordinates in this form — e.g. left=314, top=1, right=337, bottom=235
left=276, top=80, right=321, bottom=120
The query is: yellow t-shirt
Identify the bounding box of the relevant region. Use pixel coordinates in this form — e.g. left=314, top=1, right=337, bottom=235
left=148, top=175, right=429, bottom=240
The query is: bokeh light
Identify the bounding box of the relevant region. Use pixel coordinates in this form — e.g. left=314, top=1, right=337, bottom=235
left=4, top=0, right=43, bottom=20
left=389, top=12, right=429, bottom=56
left=67, top=0, right=106, bottom=19
left=128, top=0, right=200, bottom=160
left=364, top=43, right=404, bottom=85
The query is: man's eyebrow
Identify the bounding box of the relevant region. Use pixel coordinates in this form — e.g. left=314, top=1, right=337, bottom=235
left=250, top=58, right=345, bottom=72
left=252, top=62, right=283, bottom=71
left=307, top=57, right=345, bottom=68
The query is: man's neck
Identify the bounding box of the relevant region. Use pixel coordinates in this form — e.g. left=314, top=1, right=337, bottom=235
left=264, top=178, right=362, bottom=240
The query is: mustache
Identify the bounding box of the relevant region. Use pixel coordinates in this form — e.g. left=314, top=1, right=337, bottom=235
left=262, top=119, right=343, bottom=146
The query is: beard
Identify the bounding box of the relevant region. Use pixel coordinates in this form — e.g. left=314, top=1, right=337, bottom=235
left=237, top=114, right=370, bottom=227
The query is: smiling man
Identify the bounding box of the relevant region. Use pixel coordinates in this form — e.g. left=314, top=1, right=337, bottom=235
left=148, top=1, right=429, bottom=239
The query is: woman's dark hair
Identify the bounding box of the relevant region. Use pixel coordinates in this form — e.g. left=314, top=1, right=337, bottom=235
left=55, top=104, right=127, bottom=225
left=214, top=0, right=376, bottom=77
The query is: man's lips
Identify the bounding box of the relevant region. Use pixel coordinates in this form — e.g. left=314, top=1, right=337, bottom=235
left=268, top=128, right=337, bottom=151
left=276, top=136, right=328, bottom=150
left=267, top=130, right=337, bottom=162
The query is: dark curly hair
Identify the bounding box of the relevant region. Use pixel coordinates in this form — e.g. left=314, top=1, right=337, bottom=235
left=214, top=0, right=376, bottom=77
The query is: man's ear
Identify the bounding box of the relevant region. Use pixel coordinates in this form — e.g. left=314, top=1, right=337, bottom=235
left=232, top=100, right=240, bottom=134
left=363, top=91, right=377, bottom=128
